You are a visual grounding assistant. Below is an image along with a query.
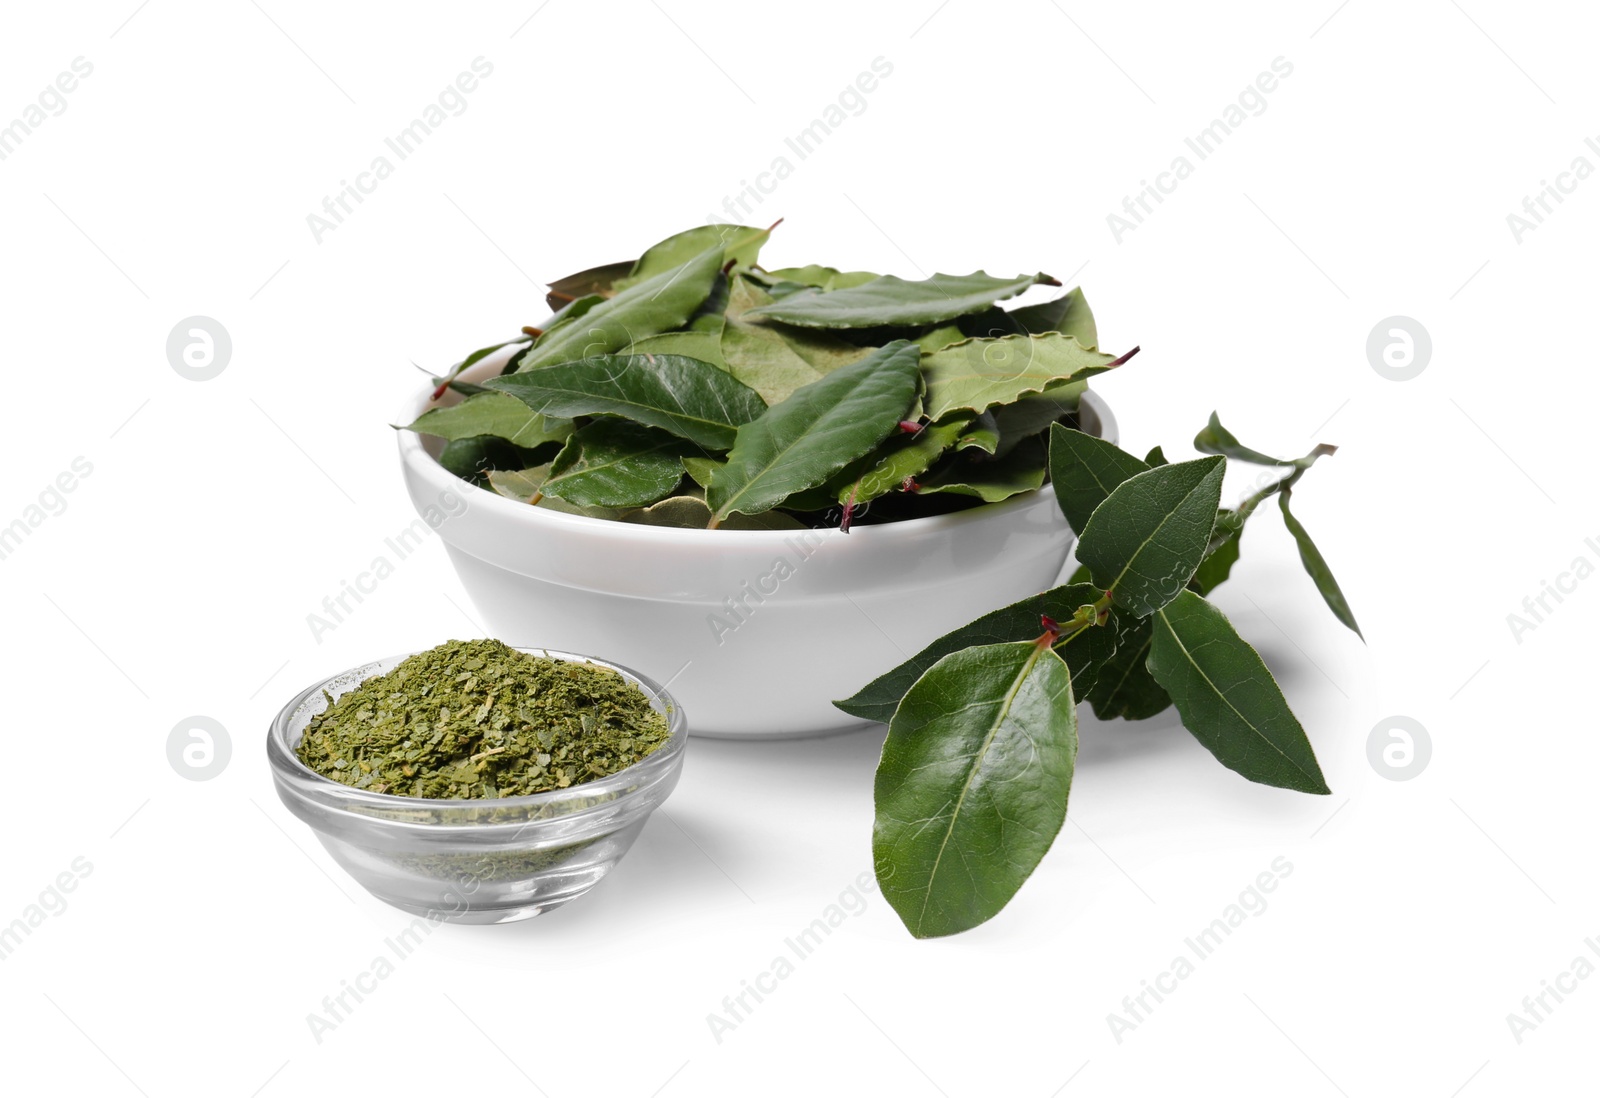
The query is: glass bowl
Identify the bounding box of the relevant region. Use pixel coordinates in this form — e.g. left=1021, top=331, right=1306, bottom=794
left=266, top=648, right=687, bottom=924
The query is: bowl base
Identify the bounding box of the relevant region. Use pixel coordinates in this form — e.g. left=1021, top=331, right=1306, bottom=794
left=374, top=892, right=589, bottom=924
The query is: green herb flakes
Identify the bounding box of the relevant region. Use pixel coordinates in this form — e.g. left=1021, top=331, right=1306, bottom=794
left=296, top=640, right=670, bottom=799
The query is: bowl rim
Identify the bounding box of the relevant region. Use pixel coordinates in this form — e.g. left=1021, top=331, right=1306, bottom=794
left=396, top=351, right=1118, bottom=547
left=266, top=647, right=688, bottom=823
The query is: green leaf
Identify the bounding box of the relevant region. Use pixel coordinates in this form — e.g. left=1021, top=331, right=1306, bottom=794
left=681, top=455, right=720, bottom=489
left=759, top=265, right=881, bottom=292
left=1008, top=287, right=1097, bottom=346
left=545, top=262, right=631, bottom=310
left=721, top=275, right=868, bottom=405
left=1077, top=457, right=1226, bottom=616
left=771, top=484, right=839, bottom=513
left=1185, top=423, right=1343, bottom=599
left=837, top=583, right=1116, bottom=724
left=1084, top=613, right=1172, bottom=722
left=1194, top=411, right=1294, bottom=467
left=956, top=307, right=1027, bottom=340
left=488, top=467, right=632, bottom=520
left=873, top=639, right=1077, bottom=938
left=1148, top=590, right=1330, bottom=794
left=1190, top=510, right=1244, bottom=595
left=989, top=384, right=1084, bottom=456
left=922, top=333, right=1119, bottom=423
left=706, top=341, right=921, bottom=524
left=917, top=435, right=1047, bottom=503
left=837, top=418, right=968, bottom=506
left=746, top=271, right=1056, bottom=329
left=432, top=336, right=534, bottom=387
left=621, top=328, right=727, bottom=367
left=955, top=412, right=999, bottom=454
left=610, top=224, right=769, bottom=293
left=486, top=466, right=547, bottom=502
left=1143, top=445, right=1168, bottom=467
left=1047, top=424, right=1150, bottom=536
left=516, top=245, right=724, bottom=371
left=1279, top=491, right=1363, bottom=638
left=485, top=354, right=765, bottom=451
left=540, top=421, right=691, bottom=508
left=402, top=391, right=573, bottom=449
left=687, top=269, right=732, bottom=332
left=914, top=323, right=968, bottom=353
left=527, top=294, right=608, bottom=351
left=438, top=436, right=547, bottom=486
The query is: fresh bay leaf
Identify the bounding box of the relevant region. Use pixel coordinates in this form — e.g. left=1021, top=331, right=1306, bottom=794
left=717, top=325, right=836, bottom=405
left=681, top=455, right=720, bottom=488
left=915, top=323, right=968, bottom=353
left=486, top=354, right=765, bottom=451
left=873, top=639, right=1077, bottom=938
left=402, top=391, right=573, bottom=449
left=1008, top=286, right=1097, bottom=346
left=433, top=336, right=533, bottom=387
left=917, top=435, right=1047, bottom=503
left=1077, top=457, right=1226, bottom=616
left=922, top=333, right=1119, bottom=423
left=516, top=245, right=724, bottom=371
left=1194, top=411, right=1295, bottom=467
left=1148, top=590, right=1330, bottom=794
left=956, top=307, right=1027, bottom=340
left=1191, top=510, right=1244, bottom=595
left=1279, top=490, right=1363, bottom=638
left=541, top=291, right=605, bottom=331
left=486, top=466, right=547, bottom=502
left=610, top=224, right=769, bottom=293
left=622, top=328, right=727, bottom=367
left=439, top=436, right=546, bottom=486
left=1048, top=424, right=1151, bottom=536
left=1084, top=612, right=1172, bottom=722
left=489, top=467, right=633, bottom=521
left=541, top=421, right=691, bottom=508
left=773, top=484, right=839, bottom=514
left=687, top=270, right=732, bottom=332
left=1186, top=421, right=1341, bottom=599
left=721, top=275, right=867, bottom=404
left=747, top=270, right=1056, bottom=329
left=759, top=265, right=881, bottom=293
left=955, top=412, right=999, bottom=454
left=837, top=582, right=1116, bottom=724
left=990, top=384, right=1084, bottom=456
left=1143, top=445, right=1169, bottom=467
left=834, top=418, right=966, bottom=505
left=706, top=341, right=921, bottom=524
left=545, top=261, right=631, bottom=310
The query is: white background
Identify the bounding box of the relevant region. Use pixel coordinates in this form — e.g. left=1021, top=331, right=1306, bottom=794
left=1, top=1, right=1593, bottom=1095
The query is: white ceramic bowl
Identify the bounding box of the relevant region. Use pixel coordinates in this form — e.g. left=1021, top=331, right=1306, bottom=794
left=398, top=352, right=1117, bottom=738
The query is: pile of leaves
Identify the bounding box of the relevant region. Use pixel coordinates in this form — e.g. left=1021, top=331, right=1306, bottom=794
left=836, top=416, right=1361, bottom=937
left=403, top=222, right=1129, bottom=529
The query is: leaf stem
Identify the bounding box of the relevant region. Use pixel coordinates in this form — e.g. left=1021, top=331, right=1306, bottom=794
left=1050, top=592, right=1114, bottom=652
left=1231, top=440, right=1336, bottom=521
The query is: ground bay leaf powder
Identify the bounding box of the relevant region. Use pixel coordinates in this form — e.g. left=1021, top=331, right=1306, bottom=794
left=296, top=639, right=671, bottom=799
